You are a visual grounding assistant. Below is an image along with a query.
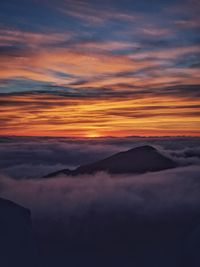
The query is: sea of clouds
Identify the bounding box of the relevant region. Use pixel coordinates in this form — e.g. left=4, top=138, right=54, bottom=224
left=0, top=136, right=200, bottom=179
left=0, top=165, right=200, bottom=266
left=0, top=136, right=200, bottom=266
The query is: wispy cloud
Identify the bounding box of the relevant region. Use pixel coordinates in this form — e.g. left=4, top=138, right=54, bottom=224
left=0, top=0, right=199, bottom=136
left=0, top=89, right=199, bottom=137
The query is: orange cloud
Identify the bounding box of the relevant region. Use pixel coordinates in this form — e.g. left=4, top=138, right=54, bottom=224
left=0, top=25, right=199, bottom=92
left=0, top=93, right=199, bottom=137
left=0, top=46, right=148, bottom=85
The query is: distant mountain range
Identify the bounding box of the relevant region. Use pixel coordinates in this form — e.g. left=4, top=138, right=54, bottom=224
left=44, top=145, right=177, bottom=178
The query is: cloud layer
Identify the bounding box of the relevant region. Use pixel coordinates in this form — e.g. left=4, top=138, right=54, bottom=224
left=0, top=136, right=200, bottom=266
left=1, top=165, right=200, bottom=266
left=0, top=136, right=200, bottom=178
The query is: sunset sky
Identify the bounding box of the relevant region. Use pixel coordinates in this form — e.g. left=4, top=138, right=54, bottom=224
left=0, top=0, right=200, bottom=137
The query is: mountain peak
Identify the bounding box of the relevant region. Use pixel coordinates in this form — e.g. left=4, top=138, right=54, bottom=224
left=127, top=145, right=156, bottom=153
left=44, top=145, right=177, bottom=178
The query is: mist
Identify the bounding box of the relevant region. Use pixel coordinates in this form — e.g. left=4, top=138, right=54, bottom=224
left=0, top=136, right=200, bottom=266
left=0, top=166, right=200, bottom=217
left=0, top=136, right=200, bottom=178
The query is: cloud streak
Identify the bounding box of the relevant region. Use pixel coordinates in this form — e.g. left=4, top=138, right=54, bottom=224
left=0, top=0, right=200, bottom=136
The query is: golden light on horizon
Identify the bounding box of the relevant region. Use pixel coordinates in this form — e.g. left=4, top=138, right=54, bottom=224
left=0, top=0, right=200, bottom=138
left=0, top=93, right=199, bottom=137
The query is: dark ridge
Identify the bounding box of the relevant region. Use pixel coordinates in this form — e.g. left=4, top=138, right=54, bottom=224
left=44, top=145, right=177, bottom=178
left=0, top=197, right=39, bottom=267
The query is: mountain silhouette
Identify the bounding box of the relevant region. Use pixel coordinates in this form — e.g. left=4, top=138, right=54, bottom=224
left=0, top=197, right=39, bottom=267
left=44, top=145, right=177, bottom=178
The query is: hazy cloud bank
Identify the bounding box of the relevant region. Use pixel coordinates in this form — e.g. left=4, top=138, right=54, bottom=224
left=0, top=136, right=199, bottom=178
left=0, top=137, right=200, bottom=266
left=0, top=165, right=200, bottom=222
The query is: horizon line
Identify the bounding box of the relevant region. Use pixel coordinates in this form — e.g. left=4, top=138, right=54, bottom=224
left=0, top=134, right=200, bottom=139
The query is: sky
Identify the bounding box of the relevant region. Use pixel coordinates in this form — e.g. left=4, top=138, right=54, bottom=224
left=0, top=0, right=200, bottom=137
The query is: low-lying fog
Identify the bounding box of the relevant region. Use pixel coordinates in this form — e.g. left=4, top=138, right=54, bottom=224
left=0, top=136, right=200, bottom=267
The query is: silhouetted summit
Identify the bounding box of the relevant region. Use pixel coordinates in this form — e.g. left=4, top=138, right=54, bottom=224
left=0, top=198, right=38, bottom=267
left=45, top=145, right=177, bottom=177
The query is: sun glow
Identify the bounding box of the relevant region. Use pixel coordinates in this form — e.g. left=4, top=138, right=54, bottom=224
left=0, top=2, right=200, bottom=138
left=86, top=133, right=101, bottom=138
left=0, top=93, right=199, bottom=137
